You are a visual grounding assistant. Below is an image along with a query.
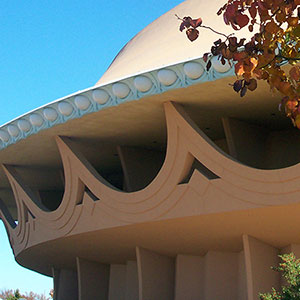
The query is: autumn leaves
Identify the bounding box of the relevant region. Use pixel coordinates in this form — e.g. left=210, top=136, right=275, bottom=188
left=179, top=0, right=300, bottom=128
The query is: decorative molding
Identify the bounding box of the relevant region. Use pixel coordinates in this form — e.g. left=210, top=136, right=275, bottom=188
left=0, top=56, right=234, bottom=150
left=3, top=102, right=300, bottom=258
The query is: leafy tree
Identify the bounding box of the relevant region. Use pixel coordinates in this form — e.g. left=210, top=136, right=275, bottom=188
left=0, top=289, right=21, bottom=300
left=0, top=289, right=50, bottom=300
left=178, top=0, right=300, bottom=127
left=259, top=253, right=300, bottom=300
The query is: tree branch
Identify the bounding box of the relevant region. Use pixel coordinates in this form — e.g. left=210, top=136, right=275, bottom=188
left=199, top=25, right=234, bottom=39
left=175, top=14, right=234, bottom=40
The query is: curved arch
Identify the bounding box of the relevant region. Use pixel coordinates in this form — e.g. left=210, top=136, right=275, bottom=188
left=3, top=101, right=300, bottom=255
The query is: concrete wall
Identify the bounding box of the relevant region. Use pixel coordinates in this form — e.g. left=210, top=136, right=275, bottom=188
left=76, top=257, right=110, bottom=300
left=175, top=254, right=204, bottom=300
left=243, top=235, right=280, bottom=300
left=136, top=247, right=175, bottom=300
left=52, top=268, right=78, bottom=300
left=108, top=264, right=126, bottom=300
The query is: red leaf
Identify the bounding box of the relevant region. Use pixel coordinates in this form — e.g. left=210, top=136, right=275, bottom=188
left=235, top=13, right=250, bottom=29
left=179, top=16, right=192, bottom=32
left=228, top=37, right=238, bottom=46
left=217, top=3, right=227, bottom=16
left=223, top=12, right=230, bottom=25
left=203, top=53, right=210, bottom=63
left=226, top=4, right=236, bottom=19
left=190, top=18, right=203, bottom=28
left=186, top=28, right=199, bottom=41
left=249, top=3, right=257, bottom=19
left=233, top=51, right=248, bottom=61
left=237, top=38, right=246, bottom=47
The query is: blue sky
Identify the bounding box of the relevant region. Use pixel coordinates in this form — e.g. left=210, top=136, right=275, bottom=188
left=0, top=0, right=182, bottom=295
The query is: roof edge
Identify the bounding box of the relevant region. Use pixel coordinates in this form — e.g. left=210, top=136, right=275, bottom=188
left=0, top=55, right=234, bottom=151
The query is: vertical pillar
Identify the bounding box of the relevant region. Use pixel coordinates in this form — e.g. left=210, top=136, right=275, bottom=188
left=243, top=235, right=280, bottom=300
left=52, top=267, right=78, bottom=300
left=136, top=247, right=175, bottom=300
left=238, top=251, right=248, bottom=300
left=204, top=251, right=239, bottom=300
left=174, top=254, right=204, bottom=300
left=76, top=257, right=110, bottom=300
left=108, top=264, right=126, bottom=300
left=125, top=261, right=139, bottom=300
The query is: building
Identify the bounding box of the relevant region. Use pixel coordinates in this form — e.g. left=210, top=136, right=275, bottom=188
left=1, top=0, right=300, bottom=299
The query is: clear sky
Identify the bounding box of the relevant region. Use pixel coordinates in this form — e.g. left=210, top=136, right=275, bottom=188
left=0, top=0, right=182, bottom=295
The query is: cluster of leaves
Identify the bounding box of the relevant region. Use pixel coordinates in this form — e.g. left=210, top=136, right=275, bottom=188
left=0, top=289, right=51, bottom=300
left=0, top=289, right=22, bottom=300
left=178, top=15, right=203, bottom=41
left=178, top=0, right=300, bottom=128
left=260, top=253, right=300, bottom=300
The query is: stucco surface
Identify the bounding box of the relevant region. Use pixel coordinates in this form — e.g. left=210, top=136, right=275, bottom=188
left=97, top=0, right=252, bottom=85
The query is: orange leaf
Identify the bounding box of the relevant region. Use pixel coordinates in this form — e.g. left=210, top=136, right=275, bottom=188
left=250, top=57, right=258, bottom=68
left=235, top=62, right=245, bottom=76
left=290, top=66, right=300, bottom=82
left=286, top=99, right=298, bottom=111
left=265, top=20, right=280, bottom=33
left=276, top=11, right=286, bottom=23
left=295, top=114, right=300, bottom=129
left=287, top=17, right=299, bottom=27
left=279, top=81, right=292, bottom=95
left=247, top=78, right=258, bottom=91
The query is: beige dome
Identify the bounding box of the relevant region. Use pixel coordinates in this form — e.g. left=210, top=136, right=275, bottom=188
left=96, top=0, right=252, bottom=86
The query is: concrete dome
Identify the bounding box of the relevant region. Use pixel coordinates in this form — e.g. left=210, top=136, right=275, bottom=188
left=96, top=0, right=252, bottom=85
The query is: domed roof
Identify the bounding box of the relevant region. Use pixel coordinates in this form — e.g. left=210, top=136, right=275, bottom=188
left=96, top=0, right=251, bottom=85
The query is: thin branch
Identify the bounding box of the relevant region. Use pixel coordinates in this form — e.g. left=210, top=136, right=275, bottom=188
left=259, top=56, right=277, bottom=69
left=175, top=14, right=234, bottom=40
left=258, top=55, right=300, bottom=70
left=175, top=14, right=184, bottom=21
left=277, top=56, right=300, bottom=61
left=199, top=24, right=234, bottom=39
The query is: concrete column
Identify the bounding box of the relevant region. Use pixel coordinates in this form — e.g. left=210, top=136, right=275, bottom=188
left=174, top=254, right=204, bottom=300
left=238, top=251, right=248, bottom=300
left=243, top=235, right=280, bottom=300
left=204, top=251, right=239, bottom=300
left=136, top=247, right=175, bottom=300
left=108, top=264, right=126, bottom=300
left=125, top=261, right=139, bottom=300
left=76, top=257, right=110, bottom=300
left=52, top=267, right=78, bottom=300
